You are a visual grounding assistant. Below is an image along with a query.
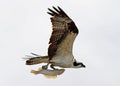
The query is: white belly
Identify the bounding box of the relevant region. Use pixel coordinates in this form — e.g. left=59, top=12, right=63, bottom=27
left=50, top=54, right=74, bottom=68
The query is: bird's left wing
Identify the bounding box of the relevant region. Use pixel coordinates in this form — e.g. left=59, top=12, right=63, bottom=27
left=47, top=6, right=79, bottom=59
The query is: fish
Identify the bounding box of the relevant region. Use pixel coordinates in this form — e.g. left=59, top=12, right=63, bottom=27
left=31, top=67, right=65, bottom=79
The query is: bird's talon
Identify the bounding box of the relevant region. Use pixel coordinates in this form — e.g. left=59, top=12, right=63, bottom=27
left=50, top=65, right=56, bottom=70
left=42, top=65, right=48, bottom=70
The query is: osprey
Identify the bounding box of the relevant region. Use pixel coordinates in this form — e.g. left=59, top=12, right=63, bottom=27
left=26, top=6, right=85, bottom=70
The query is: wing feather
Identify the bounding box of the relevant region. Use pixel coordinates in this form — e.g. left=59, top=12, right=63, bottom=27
left=47, top=6, right=78, bottom=59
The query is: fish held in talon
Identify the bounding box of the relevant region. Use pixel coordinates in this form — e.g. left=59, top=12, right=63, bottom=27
left=30, top=67, right=65, bottom=79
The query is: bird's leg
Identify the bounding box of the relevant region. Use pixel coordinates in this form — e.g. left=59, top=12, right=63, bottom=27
left=42, top=63, right=49, bottom=70
left=50, top=64, right=56, bottom=70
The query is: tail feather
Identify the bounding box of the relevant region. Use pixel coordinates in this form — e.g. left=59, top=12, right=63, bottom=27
left=26, top=56, right=49, bottom=65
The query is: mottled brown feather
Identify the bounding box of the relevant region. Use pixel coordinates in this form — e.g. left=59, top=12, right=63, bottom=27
left=47, top=6, right=78, bottom=59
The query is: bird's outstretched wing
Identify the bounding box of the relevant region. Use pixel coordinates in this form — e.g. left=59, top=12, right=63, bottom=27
left=47, top=6, right=79, bottom=59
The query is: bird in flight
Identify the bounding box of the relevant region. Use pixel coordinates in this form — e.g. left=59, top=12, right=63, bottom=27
left=26, top=6, right=85, bottom=71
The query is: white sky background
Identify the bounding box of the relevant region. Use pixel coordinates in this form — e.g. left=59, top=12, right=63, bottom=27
left=0, top=0, right=120, bottom=86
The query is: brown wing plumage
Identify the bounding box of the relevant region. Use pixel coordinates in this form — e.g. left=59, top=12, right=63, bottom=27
left=47, top=6, right=79, bottom=59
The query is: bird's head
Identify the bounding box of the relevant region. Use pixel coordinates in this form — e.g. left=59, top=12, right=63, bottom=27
left=73, top=59, right=86, bottom=68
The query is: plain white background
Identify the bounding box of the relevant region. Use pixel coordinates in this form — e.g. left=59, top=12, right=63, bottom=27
left=0, top=0, right=120, bottom=86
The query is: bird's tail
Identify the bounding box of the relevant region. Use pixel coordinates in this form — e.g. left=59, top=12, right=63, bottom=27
left=26, top=56, right=49, bottom=65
